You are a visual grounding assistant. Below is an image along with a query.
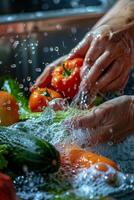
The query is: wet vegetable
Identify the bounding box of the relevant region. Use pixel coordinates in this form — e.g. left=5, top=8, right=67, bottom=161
left=0, top=173, right=17, bottom=200
left=0, top=91, right=19, bottom=126
left=29, top=87, right=62, bottom=112
left=61, top=145, right=119, bottom=171
left=51, top=58, right=83, bottom=99
left=0, top=77, right=40, bottom=120
left=0, top=127, right=60, bottom=173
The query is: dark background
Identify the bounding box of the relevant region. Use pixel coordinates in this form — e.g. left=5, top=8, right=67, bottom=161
left=0, top=0, right=103, bottom=14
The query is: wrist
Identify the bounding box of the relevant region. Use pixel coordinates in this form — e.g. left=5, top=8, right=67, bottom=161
left=92, top=0, right=134, bottom=34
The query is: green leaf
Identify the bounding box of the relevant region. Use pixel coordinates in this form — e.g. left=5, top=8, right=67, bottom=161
left=0, top=144, right=8, bottom=169
left=0, top=76, right=41, bottom=120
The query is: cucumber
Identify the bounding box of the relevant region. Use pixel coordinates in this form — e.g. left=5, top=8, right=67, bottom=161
left=0, top=127, right=60, bottom=173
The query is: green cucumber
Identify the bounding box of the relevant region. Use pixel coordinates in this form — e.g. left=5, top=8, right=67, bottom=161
left=0, top=127, right=60, bottom=173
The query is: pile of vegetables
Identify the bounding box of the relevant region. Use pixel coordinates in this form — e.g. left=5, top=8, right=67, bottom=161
left=29, top=58, right=84, bottom=112
left=0, top=58, right=119, bottom=200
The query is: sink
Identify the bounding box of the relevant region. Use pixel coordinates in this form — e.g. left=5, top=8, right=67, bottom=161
left=0, top=3, right=134, bottom=199
left=0, top=11, right=105, bottom=88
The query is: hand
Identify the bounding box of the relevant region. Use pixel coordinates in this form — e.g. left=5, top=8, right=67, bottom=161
left=30, top=55, right=66, bottom=91
left=66, top=96, right=134, bottom=145
left=67, top=24, right=134, bottom=93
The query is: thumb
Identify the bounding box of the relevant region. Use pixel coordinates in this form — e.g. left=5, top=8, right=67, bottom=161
left=30, top=55, right=66, bottom=91
left=67, top=33, right=92, bottom=60
left=30, top=66, right=53, bottom=91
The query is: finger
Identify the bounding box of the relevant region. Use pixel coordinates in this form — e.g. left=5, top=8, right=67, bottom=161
left=101, top=69, right=130, bottom=93
left=68, top=106, right=105, bottom=129
left=89, top=122, right=132, bottom=146
left=83, top=35, right=108, bottom=67
left=30, top=55, right=66, bottom=91
left=67, top=33, right=92, bottom=60
left=88, top=126, right=113, bottom=146
left=121, top=74, right=130, bottom=90
left=84, top=51, right=114, bottom=90
left=95, top=58, right=124, bottom=91
left=32, top=67, right=53, bottom=89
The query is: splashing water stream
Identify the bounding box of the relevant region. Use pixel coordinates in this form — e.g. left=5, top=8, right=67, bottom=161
left=4, top=105, right=133, bottom=200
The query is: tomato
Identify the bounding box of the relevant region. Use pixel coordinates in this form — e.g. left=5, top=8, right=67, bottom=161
left=61, top=145, right=119, bottom=171
left=29, top=87, right=62, bottom=112
left=0, top=173, right=17, bottom=200
left=51, top=58, right=83, bottom=99
left=0, top=91, right=19, bottom=126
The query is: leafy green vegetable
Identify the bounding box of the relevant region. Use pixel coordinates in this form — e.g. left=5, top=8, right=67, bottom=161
left=0, top=144, right=8, bottom=169
left=0, top=76, right=41, bottom=120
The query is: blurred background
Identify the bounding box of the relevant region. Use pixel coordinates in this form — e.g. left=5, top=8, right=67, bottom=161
left=0, top=0, right=116, bottom=14
left=0, top=0, right=116, bottom=90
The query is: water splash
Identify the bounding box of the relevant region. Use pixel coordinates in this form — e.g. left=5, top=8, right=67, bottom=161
left=5, top=107, right=133, bottom=199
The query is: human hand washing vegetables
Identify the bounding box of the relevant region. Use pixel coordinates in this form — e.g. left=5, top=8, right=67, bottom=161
left=0, top=0, right=134, bottom=199
left=31, top=0, right=134, bottom=144
left=33, top=0, right=134, bottom=94
left=66, top=96, right=134, bottom=145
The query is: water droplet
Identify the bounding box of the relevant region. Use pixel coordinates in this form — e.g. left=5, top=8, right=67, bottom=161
left=53, top=0, right=60, bottom=4
left=19, top=84, right=24, bottom=89
left=43, top=47, right=49, bottom=53
left=50, top=47, right=54, bottom=52
left=109, top=128, right=113, bottom=133
left=24, top=87, right=28, bottom=91
left=18, top=61, right=22, bottom=64
left=35, top=68, right=41, bottom=72
left=13, top=40, right=19, bottom=48
left=27, top=76, right=31, bottom=82
left=56, top=24, right=62, bottom=30
left=55, top=46, right=59, bottom=51
left=11, top=64, right=16, bottom=68
left=44, top=32, right=48, bottom=37
left=71, top=27, right=77, bottom=34
left=28, top=60, right=32, bottom=64
left=108, top=141, right=114, bottom=146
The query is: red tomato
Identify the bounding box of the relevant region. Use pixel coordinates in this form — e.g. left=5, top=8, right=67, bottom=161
left=29, top=87, right=62, bottom=112
left=51, top=58, right=83, bottom=99
left=0, top=173, right=17, bottom=200
left=0, top=91, right=19, bottom=126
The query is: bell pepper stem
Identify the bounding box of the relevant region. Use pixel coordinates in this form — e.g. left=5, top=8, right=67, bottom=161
left=43, top=89, right=51, bottom=97
left=62, top=64, right=71, bottom=76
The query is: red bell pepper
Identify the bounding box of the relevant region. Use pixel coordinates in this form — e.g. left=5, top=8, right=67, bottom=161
left=51, top=58, right=83, bottom=99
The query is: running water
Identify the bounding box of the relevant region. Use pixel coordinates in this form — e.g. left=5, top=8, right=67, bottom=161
left=7, top=105, right=134, bottom=200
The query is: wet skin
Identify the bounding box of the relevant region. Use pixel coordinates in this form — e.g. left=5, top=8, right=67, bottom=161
left=31, top=0, right=134, bottom=144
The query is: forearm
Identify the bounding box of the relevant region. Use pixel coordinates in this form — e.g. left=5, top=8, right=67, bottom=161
left=93, top=0, right=134, bottom=36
